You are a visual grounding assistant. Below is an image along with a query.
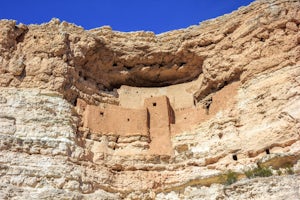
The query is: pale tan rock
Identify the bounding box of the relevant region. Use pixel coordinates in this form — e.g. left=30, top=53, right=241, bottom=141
left=0, top=0, right=300, bottom=199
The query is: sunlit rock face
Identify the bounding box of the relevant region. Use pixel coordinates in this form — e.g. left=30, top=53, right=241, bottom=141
left=0, top=0, right=300, bottom=199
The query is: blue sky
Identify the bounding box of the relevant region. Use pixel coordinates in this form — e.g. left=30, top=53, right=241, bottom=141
left=0, top=0, right=255, bottom=34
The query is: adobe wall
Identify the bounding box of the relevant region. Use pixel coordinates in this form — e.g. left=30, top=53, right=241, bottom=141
left=80, top=81, right=239, bottom=155
left=83, top=104, right=149, bottom=136
left=171, top=107, right=207, bottom=134
left=144, top=96, right=174, bottom=155
left=171, top=81, right=240, bottom=134
left=117, top=76, right=202, bottom=109
left=208, top=81, right=239, bottom=115
left=144, top=96, right=173, bottom=128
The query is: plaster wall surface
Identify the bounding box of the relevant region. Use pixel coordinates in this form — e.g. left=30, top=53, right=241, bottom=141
left=1, top=0, right=300, bottom=197
left=82, top=81, right=239, bottom=148
left=144, top=96, right=172, bottom=128
left=171, top=107, right=207, bottom=134
left=84, top=104, right=149, bottom=136
left=144, top=96, right=174, bottom=155
left=171, top=81, right=239, bottom=134
left=118, top=76, right=201, bottom=109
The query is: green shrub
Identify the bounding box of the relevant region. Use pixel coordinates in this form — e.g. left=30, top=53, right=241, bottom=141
left=244, top=166, right=273, bottom=179
left=223, top=170, right=238, bottom=185
left=277, top=169, right=282, bottom=176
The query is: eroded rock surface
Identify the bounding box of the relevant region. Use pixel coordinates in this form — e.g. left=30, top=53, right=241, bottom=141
left=0, top=0, right=300, bottom=199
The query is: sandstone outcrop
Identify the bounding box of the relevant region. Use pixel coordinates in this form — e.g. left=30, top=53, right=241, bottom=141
left=0, top=0, right=300, bottom=199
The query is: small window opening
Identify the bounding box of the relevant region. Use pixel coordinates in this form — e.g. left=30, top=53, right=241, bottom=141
left=218, top=133, right=223, bottom=139
left=204, top=97, right=212, bottom=115
left=100, top=112, right=104, bottom=116
left=153, top=102, right=157, bottom=106
left=184, top=117, right=187, bottom=120
left=266, top=149, right=270, bottom=154
left=127, top=118, right=130, bottom=122
left=112, top=63, right=118, bottom=67
left=232, top=154, right=238, bottom=161
left=71, top=97, right=78, bottom=106
left=83, top=76, right=87, bottom=81
left=124, top=66, right=131, bottom=70
left=205, top=103, right=211, bottom=110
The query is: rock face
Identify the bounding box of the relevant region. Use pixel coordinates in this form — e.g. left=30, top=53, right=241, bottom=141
left=0, top=0, right=300, bottom=199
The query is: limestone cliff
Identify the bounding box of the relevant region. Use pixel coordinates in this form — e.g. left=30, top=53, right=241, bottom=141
left=0, top=0, right=300, bottom=199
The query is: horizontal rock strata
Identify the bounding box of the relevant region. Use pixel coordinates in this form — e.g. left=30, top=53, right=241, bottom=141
left=0, top=0, right=300, bottom=199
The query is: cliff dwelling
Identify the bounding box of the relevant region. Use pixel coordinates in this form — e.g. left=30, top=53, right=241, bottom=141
left=1, top=0, right=300, bottom=198
left=78, top=80, right=240, bottom=155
